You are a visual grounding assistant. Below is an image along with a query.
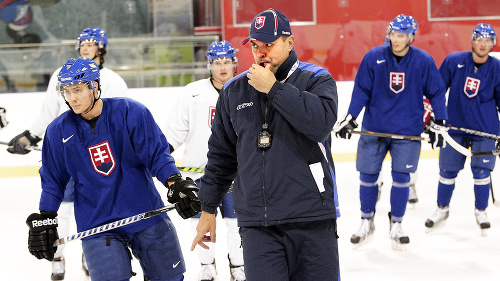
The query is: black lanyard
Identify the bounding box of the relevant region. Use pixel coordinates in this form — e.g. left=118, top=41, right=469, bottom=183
left=257, top=92, right=271, bottom=149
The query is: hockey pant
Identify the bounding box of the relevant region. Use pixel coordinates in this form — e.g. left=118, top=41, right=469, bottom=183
left=82, top=217, right=185, bottom=281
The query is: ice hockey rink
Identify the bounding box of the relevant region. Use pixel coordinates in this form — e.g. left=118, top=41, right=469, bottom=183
left=1, top=82, right=500, bottom=280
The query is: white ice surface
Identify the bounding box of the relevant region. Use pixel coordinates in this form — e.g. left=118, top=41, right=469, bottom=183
left=1, top=86, right=500, bottom=280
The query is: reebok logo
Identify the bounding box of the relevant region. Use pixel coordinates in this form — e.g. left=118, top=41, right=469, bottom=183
left=377, top=60, right=386, bottom=64
left=457, top=64, right=464, bottom=68
left=62, top=134, right=74, bottom=143
left=173, top=261, right=181, bottom=268
left=32, top=218, right=58, bottom=228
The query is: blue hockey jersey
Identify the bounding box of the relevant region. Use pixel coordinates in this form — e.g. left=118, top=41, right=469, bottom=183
left=39, top=98, right=179, bottom=236
left=348, top=45, right=447, bottom=136
left=439, top=51, right=500, bottom=138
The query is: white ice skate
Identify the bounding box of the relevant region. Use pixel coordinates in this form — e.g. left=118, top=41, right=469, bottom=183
left=389, top=213, right=409, bottom=251
left=230, top=263, right=246, bottom=281
left=425, top=206, right=449, bottom=232
left=350, top=217, right=375, bottom=247
left=475, top=208, right=491, bottom=236
left=199, top=262, right=217, bottom=281
left=51, top=256, right=65, bottom=280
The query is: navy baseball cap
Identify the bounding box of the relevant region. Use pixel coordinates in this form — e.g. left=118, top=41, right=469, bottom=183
left=242, top=9, right=292, bottom=45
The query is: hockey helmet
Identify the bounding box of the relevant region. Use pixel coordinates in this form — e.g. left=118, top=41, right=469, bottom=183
left=472, top=23, right=496, bottom=45
left=57, top=57, right=100, bottom=95
left=75, top=27, right=108, bottom=50
left=206, top=41, right=236, bottom=62
left=388, top=14, right=417, bottom=35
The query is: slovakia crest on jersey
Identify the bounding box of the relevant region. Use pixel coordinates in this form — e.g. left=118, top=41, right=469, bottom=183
left=88, top=141, right=116, bottom=176
left=255, top=16, right=266, bottom=29
left=390, top=72, right=405, bottom=94
left=464, top=77, right=480, bottom=98
left=208, top=106, right=216, bottom=128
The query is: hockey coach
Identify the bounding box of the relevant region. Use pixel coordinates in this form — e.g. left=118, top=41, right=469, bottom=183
left=191, top=8, right=341, bottom=281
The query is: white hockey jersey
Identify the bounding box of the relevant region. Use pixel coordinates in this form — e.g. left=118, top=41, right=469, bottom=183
left=164, top=78, right=218, bottom=180
left=30, top=67, right=128, bottom=137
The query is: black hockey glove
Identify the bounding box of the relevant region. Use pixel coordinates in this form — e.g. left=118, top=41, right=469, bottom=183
left=26, top=212, right=59, bottom=261
left=166, top=175, right=202, bottom=219
left=0, top=107, right=7, bottom=129
left=333, top=114, right=358, bottom=139
left=7, top=130, right=41, bottom=154
left=426, top=119, right=447, bottom=149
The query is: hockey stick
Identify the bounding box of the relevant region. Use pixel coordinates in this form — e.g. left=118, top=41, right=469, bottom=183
left=349, top=130, right=429, bottom=141
left=348, top=129, right=500, bottom=157
left=0, top=140, right=42, bottom=151
left=438, top=129, right=472, bottom=157
left=177, top=166, right=205, bottom=173
left=438, top=128, right=500, bottom=157
left=439, top=129, right=500, bottom=156
left=490, top=175, right=499, bottom=206
left=53, top=204, right=176, bottom=247
left=447, top=125, right=500, bottom=140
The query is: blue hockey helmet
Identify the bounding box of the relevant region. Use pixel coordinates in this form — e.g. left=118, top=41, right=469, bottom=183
left=75, top=28, right=108, bottom=50
left=57, top=57, right=100, bottom=94
left=206, top=41, right=236, bottom=62
left=472, top=23, right=496, bottom=45
left=388, top=14, right=417, bottom=35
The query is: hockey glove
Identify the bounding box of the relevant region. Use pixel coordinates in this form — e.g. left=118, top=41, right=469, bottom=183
left=167, top=175, right=202, bottom=219
left=426, top=119, right=447, bottom=149
left=26, top=212, right=59, bottom=261
left=0, top=107, right=7, bottom=129
left=7, top=130, right=41, bottom=154
left=333, top=114, right=358, bottom=139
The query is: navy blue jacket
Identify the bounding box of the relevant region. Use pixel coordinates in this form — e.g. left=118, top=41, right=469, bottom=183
left=199, top=50, right=340, bottom=227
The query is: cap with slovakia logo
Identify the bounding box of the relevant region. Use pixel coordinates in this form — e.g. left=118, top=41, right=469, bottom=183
left=242, top=9, right=292, bottom=45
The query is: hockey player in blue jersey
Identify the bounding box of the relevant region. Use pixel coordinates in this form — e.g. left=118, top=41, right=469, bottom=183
left=25, top=57, right=201, bottom=281
left=425, top=23, right=500, bottom=235
left=334, top=14, right=448, bottom=248
left=9, top=27, right=128, bottom=280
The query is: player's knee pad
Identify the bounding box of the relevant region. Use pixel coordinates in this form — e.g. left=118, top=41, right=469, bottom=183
left=391, top=171, right=410, bottom=187
left=439, top=170, right=458, bottom=185
left=360, top=173, right=379, bottom=186
left=471, top=167, right=490, bottom=180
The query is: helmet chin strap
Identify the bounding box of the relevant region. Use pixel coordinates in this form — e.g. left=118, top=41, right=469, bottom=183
left=82, top=87, right=101, bottom=116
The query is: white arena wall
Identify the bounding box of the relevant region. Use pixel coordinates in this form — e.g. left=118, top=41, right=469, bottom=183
left=0, top=80, right=369, bottom=171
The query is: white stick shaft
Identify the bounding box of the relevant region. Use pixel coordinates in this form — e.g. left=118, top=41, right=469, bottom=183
left=53, top=204, right=175, bottom=247
left=439, top=128, right=472, bottom=157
